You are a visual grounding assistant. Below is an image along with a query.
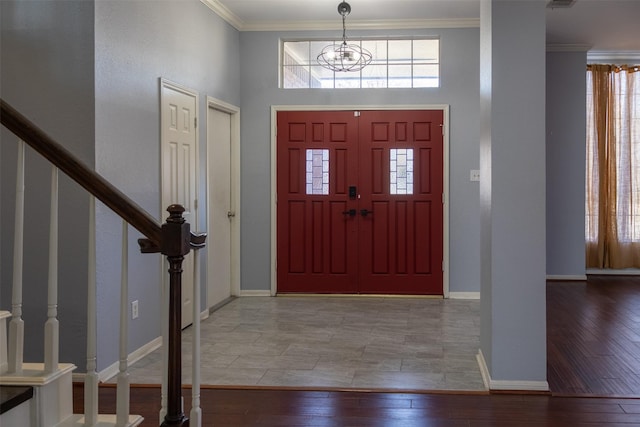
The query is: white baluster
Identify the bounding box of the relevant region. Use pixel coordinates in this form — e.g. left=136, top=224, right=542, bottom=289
left=44, top=166, right=59, bottom=374
left=8, top=140, right=25, bottom=375
left=0, top=311, right=10, bottom=374
left=84, top=196, right=98, bottom=426
left=190, top=248, right=202, bottom=426
left=159, top=256, right=168, bottom=423
left=116, top=220, right=130, bottom=427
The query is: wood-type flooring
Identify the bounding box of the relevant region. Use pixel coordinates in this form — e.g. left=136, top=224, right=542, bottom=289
left=73, top=384, right=640, bottom=427
left=547, top=276, right=640, bottom=396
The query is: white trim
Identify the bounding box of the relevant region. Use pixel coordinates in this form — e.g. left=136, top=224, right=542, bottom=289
left=197, top=2, right=479, bottom=32
left=200, top=0, right=244, bottom=30
left=206, top=96, right=242, bottom=303
left=240, top=18, right=480, bottom=32
left=200, top=308, right=210, bottom=321
left=270, top=104, right=451, bottom=298
left=449, top=292, right=480, bottom=300
left=240, top=290, right=272, bottom=297
left=546, top=275, right=587, bottom=281
left=97, top=336, right=162, bottom=382
left=587, top=51, right=640, bottom=62
left=546, top=44, right=591, bottom=52
left=477, top=350, right=549, bottom=392
left=586, top=269, right=640, bottom=275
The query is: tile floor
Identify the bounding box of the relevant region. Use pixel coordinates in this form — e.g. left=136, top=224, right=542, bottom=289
left=121, top=296, right=485, bottom=391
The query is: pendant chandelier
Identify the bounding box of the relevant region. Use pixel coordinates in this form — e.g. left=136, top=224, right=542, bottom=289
left=317, top=2, right=372, bottom=72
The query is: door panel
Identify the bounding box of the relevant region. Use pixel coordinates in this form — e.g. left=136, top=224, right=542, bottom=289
left=277, top=109, right=443, bottom=295
left=358, top=110, right=443, bottom=294
left=277, top=111, right=359, bottom=293
left=161, top=83, right=197, bottom=327
left=207, top=107, right=233, bottom=307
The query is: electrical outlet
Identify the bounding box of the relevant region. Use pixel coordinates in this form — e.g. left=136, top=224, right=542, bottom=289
left=131, top=300, right=139, bottom=319
left=470, top=169, right=481, bottom=182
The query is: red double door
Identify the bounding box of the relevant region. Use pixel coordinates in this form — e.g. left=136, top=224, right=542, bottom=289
left=277, top=110, right=443, bottom=295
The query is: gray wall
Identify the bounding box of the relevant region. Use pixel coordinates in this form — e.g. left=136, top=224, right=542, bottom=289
left=239, top=28, right=481, bottom=293
left=94, top=0, right=241, bottom=370
left=1, top=0, right=95, bottom=368
left=546, top=51, right=587, bottom=277
left=479, top=0, right=547, bottom=383
left=1, top=0, right=240, bottom=372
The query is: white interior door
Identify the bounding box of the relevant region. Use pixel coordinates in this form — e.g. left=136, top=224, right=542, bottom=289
left=207, top=98, right=240, bottom=307
left=161, top=80, right=198, bottom=329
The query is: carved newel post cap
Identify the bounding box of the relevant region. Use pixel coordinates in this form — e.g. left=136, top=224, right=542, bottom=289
left=166, top=204, right=186, bottom=223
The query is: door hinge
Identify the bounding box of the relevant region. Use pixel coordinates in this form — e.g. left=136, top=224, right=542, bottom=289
left=194, top=117, right=198, bottom=128
left=440, top=123, right=444, bottom=135
left=442, top=260, right=445, bottom=272
left=442, top=193, right=445, bottom=204
left=354, top=111, right=361, bottom=117
left=194, top=199, right=198, bottom=210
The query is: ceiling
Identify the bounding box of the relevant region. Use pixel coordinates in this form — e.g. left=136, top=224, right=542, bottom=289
left=205, top=0, right=640, bottom=53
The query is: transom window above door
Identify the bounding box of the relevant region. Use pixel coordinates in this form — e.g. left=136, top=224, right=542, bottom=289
left=281, top=38, right=440, bottom=89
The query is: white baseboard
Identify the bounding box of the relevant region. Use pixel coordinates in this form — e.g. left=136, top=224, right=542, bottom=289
left=476, top=350, right=549, bottom=392
left=240, top=290, right=272, bottom=297
left=586, top=269, right=640, bottom=275
left=449, top=292, right=480, bottom=300
left=79, top=336, right=163, bottom=383
left=546, top=275, right=587, bottom=281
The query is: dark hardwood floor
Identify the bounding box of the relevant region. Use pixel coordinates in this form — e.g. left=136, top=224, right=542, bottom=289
left=73, top=275, right=640, bottom=426
left=73, top=384, right=640, bottom=426
left=547, top=275, right=640, bottom=397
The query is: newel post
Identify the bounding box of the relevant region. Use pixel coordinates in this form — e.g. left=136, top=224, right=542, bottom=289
left=138, top=204, right=206, bottom=427
left=138, top=205, right=207, bottom=427
left=160, top=205, right=190, bottom=427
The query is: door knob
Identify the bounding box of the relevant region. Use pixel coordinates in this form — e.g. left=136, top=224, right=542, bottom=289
left=360, top=209, right=373, bottom=217
left=342, top=209, right=356, bottom=217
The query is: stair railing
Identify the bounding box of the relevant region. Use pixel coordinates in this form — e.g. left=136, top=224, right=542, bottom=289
left=1, top=98, right=205, bottom=427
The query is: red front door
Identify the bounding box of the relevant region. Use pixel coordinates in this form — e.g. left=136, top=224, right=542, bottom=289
left=277, top=110, right=443, bottom=294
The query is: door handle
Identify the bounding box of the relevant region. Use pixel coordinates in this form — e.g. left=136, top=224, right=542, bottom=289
left=342, top=209, right=356, bottom=217
left=227, top=211, right=236, bottom=218
left=360, top=209, right=373, bottom=217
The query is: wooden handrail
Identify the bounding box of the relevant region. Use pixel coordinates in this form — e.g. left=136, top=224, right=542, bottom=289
left=1, top=98, right=162, bottom=245
left=2, top=98, right=206, bottom=426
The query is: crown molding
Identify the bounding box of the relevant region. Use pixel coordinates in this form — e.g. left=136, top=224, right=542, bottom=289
left=241, top=18, right=480, bottom=32
left=587, top=50, right=640, bottom=62
left=198, top=3, right=479, bottom=33
left=546, top=44, right=592, bottom=52
left=200, top=0, right=244, bottom=30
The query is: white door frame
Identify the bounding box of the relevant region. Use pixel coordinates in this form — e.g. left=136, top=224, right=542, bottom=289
left=270, top=104, right=451, bottom=297
left=160, top=78, right=199, bottom=327
left=206, top=96, right=241, bottom=299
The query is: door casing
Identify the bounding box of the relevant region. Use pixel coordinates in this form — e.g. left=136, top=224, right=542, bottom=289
left=270, top=104, right=450, bottom=297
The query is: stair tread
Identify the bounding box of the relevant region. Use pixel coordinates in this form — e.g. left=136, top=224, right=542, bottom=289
left=0, top=385, right=33, bottom=415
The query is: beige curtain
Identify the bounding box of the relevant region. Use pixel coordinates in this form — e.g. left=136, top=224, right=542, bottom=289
left=586, top=64, right=640, bottom=268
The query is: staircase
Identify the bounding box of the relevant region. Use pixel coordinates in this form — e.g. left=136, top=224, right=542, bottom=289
left=1, top=99, right=206, bottom=426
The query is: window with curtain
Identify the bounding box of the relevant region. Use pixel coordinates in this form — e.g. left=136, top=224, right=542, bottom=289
left=586, top=64, right=640, bottom=268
